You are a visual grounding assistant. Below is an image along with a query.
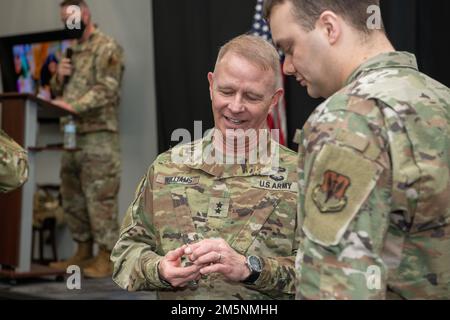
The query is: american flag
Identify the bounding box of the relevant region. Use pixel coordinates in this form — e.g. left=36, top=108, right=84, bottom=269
left=250, top=0, right=287, bottom=146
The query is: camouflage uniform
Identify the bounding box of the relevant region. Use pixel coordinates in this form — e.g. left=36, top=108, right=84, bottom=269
left=295, top=52, right=450, bottom=299
left=111, top=131, right=298, bottom=299
left=50, top=28, right=124, bottom=250
left=0, top=129, right=28, bottom=193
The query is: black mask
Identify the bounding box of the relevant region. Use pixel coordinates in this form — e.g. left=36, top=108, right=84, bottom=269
left=64, top=20, right=86, bottom=39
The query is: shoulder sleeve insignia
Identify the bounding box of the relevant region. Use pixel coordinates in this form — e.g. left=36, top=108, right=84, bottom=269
left=303, top=143, right=383, bottom=246
left=312, top=170, right=351, bottom=213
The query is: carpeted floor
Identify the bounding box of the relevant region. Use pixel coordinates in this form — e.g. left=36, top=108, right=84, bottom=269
left=0, top=277, right=156, bottom=300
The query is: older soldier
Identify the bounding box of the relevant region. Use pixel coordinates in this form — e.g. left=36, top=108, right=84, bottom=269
left=264, top=0, right=450, bottom=299
left=0, top=129, right=28, bottom=193
left=49, top=0, right=124, bottom=278
left=111, top=35, right=298, bottom=299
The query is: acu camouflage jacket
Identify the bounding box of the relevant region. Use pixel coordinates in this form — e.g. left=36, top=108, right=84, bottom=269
left=51, top=28, right=124, bottom=134
left=296, top=51, right=450, bottom=300
left=112, top=131, right=298, bottom=299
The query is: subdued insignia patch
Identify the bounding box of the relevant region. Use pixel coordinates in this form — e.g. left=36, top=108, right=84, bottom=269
left=269, top=167, right=287, bottom=182
left=155, top=174, right=199, bottom=185
left=207, top=197, right=230, bottom=218
left=312, top=170, right=351, bottom=213
left=303, top=144, right=382, bottom=246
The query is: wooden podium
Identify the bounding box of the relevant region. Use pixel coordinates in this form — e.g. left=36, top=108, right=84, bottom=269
left=0, top=93, right=74, bottom=279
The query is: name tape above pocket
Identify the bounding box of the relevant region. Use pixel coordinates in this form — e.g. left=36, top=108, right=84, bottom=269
left=155, top=174, right=200, bottom=186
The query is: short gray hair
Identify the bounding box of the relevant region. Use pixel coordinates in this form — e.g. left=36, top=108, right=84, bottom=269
left=215, top=34, right=282, bottom=90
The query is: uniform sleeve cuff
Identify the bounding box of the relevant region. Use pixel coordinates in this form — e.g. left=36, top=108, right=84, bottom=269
left=71, top=102, right=83, bottom=114
left=244, top=256, right=271, bottom=289
left=144, top=257, right=172, bottom=289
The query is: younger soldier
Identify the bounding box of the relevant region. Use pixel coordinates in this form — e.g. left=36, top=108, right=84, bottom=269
left=264, top=0, right=450, bottom=299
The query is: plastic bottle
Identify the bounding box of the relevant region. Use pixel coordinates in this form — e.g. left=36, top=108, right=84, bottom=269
left=64, top=116, right=76, bottom=149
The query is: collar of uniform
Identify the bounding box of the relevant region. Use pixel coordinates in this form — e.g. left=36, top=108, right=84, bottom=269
left=72, top=27, right=100, bottom=52
left=345, top=51, right=418, bottom=86
left=177, top=129, right=278, bottom=179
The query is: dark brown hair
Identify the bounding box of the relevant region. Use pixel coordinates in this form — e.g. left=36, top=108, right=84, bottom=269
left=263, top=0, right=382, bottom=33
left=60, top=0, right=87, bottom=7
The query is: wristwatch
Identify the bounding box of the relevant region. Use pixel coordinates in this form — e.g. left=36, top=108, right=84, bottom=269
left=242, top=255, right=263, bottom=284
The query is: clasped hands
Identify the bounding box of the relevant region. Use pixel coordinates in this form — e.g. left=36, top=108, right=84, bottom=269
left=158, top=238, right=251, bottom=288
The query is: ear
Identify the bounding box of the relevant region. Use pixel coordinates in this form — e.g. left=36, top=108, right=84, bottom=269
left=207, top=72, right=214, bottom=100
left=82, top=5, right=91, bottom=22
left=317, top=10, right=341, bottom=45
left=269, top=88, right=284, bottom=111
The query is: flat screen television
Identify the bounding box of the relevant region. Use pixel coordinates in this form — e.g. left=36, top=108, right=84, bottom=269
left=0, top=29, right=80, bottom=100
left=12, top=39, right=73, bottom=100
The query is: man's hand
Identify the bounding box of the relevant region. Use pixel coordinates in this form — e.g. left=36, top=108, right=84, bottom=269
left=185, top=238, right=251, bottom=282
left=57, top=58, right=72, bottom=83
left=158, top=246, right=203, bottom=288
left=51, top=99, right=76, bottom=113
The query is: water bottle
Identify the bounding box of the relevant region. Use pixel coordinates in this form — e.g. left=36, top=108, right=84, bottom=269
left=64, top=116, right=76, bottom=149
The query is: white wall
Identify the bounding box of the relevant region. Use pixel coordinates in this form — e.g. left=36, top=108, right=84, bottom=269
left=0, top=0, right=158, bottom=256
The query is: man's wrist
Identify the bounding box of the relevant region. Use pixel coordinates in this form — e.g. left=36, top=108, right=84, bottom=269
left=241, top=255, right=263, bottom=285
left=57, top=74, right=64, bottom=85
left=157, top=261, right=172, bottom=287
left=240, top=255, right=251, bottom=281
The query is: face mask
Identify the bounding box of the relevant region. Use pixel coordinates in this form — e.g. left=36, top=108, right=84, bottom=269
left=64, top=20, right=86, bottom=39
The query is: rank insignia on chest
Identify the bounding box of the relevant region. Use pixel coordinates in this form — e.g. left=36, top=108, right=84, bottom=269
left=207, top=197, right=230, bottom=218
left=312, top=170, right=351, bottom=213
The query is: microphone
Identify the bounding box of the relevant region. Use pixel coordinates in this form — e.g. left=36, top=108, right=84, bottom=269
left=63, top=48, right=73, bottom=86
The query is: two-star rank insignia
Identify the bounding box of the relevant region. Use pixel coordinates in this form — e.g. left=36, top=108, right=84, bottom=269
left=208, top=197, right=230, bottom=218
left=215, top=202, right=223, bottom=214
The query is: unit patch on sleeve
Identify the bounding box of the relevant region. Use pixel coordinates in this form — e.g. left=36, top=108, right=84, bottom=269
left=303, top=143, right=382, bottom=246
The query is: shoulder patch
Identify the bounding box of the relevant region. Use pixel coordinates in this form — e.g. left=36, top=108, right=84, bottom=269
left=303, top=143, right=383, bottom=246
left=312, top=170, right=351, bottom=213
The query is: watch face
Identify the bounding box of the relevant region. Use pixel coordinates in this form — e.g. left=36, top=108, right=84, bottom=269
left=248, top=256, right=262, bottom=272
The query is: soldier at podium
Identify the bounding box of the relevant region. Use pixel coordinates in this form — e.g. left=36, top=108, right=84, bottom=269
left=49, top=0, right=125, bottom=278
left=0, top=129, right=28, bottom=193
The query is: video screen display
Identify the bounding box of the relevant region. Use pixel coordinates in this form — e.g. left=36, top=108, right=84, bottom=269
left=12, top=39, right=74, bottom=100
